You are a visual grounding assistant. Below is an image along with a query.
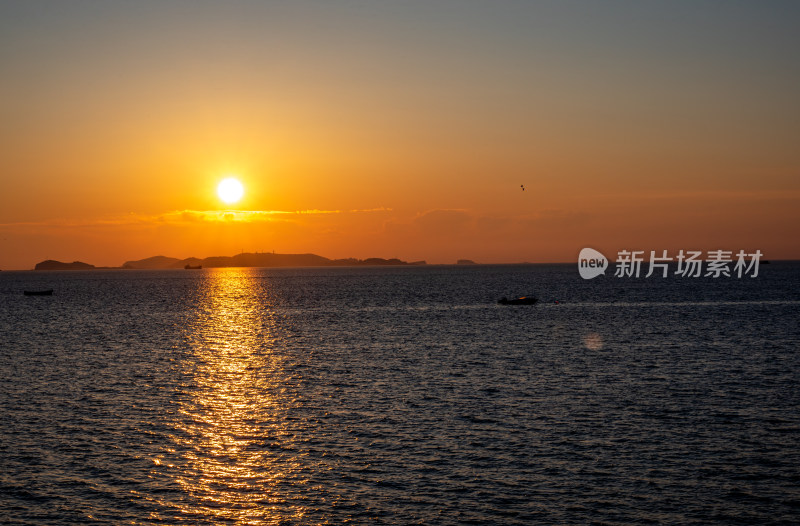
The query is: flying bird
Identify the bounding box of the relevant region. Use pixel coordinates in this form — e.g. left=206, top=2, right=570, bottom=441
left=520, top=184, right=525, bottom=191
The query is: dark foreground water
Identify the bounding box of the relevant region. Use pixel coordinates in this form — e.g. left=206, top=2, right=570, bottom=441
left=1, top=263, right=799, bottom=525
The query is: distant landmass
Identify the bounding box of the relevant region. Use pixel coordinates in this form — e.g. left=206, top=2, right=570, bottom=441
left=456, top=259, right=477, bottom=265
left=123, top=252, right=426, bottom=269
left=34, top=260, right=96, bottom=271
left=120, top=255, right=186, bottom=269
left=34, top=252, right=426, bottom=270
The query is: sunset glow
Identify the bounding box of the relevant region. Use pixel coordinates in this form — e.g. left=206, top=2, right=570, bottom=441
left=0, top=2, right=798, bottom=269
left=2, top=4, right=799, bottom=522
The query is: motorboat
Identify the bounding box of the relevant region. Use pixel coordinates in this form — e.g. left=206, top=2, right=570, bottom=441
left=498, top=296, right=537, bottom=305
left=24, top=289, right=53, bottom=296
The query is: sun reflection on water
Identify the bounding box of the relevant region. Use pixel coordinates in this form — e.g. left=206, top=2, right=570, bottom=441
left=158, top=268, right=303, bottom=524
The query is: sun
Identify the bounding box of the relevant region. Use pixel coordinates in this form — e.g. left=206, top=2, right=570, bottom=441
left=217, top=177, right=244, bottom=204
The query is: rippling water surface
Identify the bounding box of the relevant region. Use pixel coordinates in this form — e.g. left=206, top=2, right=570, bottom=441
left=2, top=264, right=799, bottom=524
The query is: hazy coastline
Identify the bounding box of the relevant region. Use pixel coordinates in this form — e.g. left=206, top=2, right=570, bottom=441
left=31, top=252, right=429, bottom=271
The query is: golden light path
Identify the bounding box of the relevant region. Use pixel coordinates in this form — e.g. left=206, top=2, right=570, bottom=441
left=154, top=268, right=305, bottom=524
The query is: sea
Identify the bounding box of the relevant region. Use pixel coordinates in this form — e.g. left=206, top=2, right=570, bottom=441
left=1, top=263, right=799, bottom=525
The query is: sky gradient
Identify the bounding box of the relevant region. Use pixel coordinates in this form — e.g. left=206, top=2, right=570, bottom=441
left=2, top=1, right=799, bottom=269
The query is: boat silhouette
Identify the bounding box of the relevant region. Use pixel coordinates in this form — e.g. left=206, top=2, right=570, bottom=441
left=24, top=289, right=53, bottom=296
left=498, top=296, right=538, bottom=305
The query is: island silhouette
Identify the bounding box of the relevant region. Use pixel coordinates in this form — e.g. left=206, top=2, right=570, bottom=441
left=34, top=260, right=97, bottom=271
left=34, top=252, right=427, bottom=270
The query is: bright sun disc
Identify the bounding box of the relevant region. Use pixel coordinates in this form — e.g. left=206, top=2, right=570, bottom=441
left=217, top=177, right=244, bottom=204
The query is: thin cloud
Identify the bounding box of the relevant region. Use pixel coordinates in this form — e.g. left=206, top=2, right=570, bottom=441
left=0, top=207, right=393, bottom=228
left=581, top=189, right=800, bottom=202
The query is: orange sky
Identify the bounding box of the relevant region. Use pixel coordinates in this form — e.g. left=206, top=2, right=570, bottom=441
left=1, top=2, right=798, bottom=269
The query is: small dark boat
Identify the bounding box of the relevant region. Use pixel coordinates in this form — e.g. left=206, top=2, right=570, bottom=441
left=184, top=264, right=202, bottom=270
left=24, top=289, right=53, bottom=296
left=498, top=296, right=538, bottom=305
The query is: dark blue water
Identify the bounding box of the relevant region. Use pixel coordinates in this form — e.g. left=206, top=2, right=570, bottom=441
left=1, top=263, right=799, bottom=524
